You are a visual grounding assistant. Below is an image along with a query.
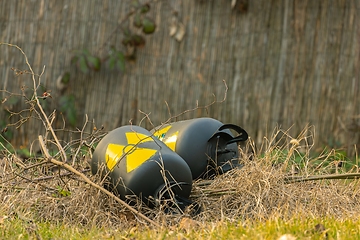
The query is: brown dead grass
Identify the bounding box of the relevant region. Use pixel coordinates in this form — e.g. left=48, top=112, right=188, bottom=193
left=0, top=126, right=359, bottom=229
left=193, top=159, right=360, bottom=223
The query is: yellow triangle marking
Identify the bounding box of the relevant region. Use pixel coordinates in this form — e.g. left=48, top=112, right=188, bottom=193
left=106, top=143, right=125, bottom=170
left=163, top=131, right=178, bottom=151
left=126, top=148, right=157, bottom=172
left=153, top=125, right=172, bottom=141
left=105, top=132, right=159, bottom=173
left=126, top=132, right=154, bottom=144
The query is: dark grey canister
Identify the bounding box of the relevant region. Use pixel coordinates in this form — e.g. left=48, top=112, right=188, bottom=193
left=91, top=125, right=193, bottom=207
left=151, top=118, right=248, bottom=180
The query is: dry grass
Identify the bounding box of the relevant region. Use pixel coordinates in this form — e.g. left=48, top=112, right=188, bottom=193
left=193, top=159, right=360, bottom=222
left=190, top=127, right=360, bottom=224
left=0, top=125, right=359, bottom=230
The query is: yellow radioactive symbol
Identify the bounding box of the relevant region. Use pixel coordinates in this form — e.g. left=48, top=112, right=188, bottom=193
left=153, top=126, right=178, bottom=151
left=105, top=132, right=157, bottom=172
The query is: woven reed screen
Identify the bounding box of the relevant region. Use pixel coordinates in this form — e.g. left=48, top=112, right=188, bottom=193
left=0, top=0, right=359, bottom=155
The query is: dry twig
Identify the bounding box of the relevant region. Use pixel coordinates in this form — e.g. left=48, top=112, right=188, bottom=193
left=38, top=135, right=160, bottom=227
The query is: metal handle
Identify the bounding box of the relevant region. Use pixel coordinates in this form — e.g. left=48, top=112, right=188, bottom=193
left=217, top=124, right=248, bottom=144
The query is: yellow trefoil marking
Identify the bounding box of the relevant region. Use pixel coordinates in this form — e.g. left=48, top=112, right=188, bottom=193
left=153, top=126, right=178, bottom=151
left=105, top=132, right=157, bottom=172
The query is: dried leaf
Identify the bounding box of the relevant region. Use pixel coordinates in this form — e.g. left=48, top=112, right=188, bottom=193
left=169, top=17, right=178, bottom=37
left=231, top=0, right=237, bottom=9
left=169, top=24, right=177, bottom=37
left=175, top=22, right=185, bottom=42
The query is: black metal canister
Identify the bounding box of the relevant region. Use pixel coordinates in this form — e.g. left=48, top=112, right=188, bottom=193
left=91, top=125, right=193, bottom=207
left=151, top=118, right=248, bottom=179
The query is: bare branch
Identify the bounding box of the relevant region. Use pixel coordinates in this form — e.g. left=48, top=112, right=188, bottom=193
left=0, top=42, right=67, bottom=162
left=38, top=135, right=160, bottom=228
